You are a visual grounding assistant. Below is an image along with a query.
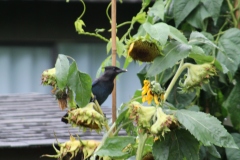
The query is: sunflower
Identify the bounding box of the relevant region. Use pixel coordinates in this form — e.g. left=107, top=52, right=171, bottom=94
left=126, top=36, right=162, bottom=62
left=142, top=80, right=165, bottom=105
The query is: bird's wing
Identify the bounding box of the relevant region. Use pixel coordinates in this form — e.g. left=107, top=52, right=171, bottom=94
left=92, top=78, right=100, bottom=87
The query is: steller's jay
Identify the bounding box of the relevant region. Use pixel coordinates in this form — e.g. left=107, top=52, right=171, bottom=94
left=61, top=66, right=127, bottom=124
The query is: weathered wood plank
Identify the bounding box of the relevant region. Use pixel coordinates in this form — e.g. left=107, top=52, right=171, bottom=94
left=0, top=93, right=119, bottom=147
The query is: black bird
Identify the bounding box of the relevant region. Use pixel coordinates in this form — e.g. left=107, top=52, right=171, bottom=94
left=61, top=66, right=127, bottom=123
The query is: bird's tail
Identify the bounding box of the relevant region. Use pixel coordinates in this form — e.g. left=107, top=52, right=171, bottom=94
left=61, top=112, right=69, bottom=124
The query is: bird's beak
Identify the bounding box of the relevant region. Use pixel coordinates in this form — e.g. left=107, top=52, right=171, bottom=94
left=118, top=68, right=127, bottom=73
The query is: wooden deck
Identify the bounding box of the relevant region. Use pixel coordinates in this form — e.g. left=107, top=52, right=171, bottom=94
left=0, top=93, right=114, bottom=147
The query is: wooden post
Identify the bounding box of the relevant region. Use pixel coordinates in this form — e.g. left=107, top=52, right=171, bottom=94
left=111, top=0, right=117, bottom=124
left=235, top=0, right=240, bottom=28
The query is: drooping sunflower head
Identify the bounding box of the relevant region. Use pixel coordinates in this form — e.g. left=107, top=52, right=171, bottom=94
left=126, top=36, right=162, bottom=62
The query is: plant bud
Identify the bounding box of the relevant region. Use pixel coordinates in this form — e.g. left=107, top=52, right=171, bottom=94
left=150, top=107, right=178, bottom=137
left=179, top=62, right=217, bottom=93
left=41, top=68, right=57, bottom=87
left=128, top=101, right=156, bottom=133
left=41, top=135, right=81, bottom=160
left=82, top=140, right=100, bottom=160
left=67, top=102, right=105, bottom=132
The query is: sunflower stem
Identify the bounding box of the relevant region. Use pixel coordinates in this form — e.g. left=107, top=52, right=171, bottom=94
left=164, top=60, right=191, bottom=101
left=91, top=93, right=110, bottom=132
left=136, top=132, right=148, bottom=160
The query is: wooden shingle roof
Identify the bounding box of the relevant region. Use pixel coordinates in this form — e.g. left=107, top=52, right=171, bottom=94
left=0, top=93, right=113, bottom=148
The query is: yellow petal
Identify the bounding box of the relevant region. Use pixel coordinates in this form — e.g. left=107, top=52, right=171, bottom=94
left=142, top=88, right=148, bottom=96
left=143, top=80, right=150, bottom=85
left=154, top=94, right=159, bottom=105
left=147, top=91, right=153, bottom=104
left=160, top=94, right=165, bottom=101
left=142, top=96, right=146, bottom=103
left=128, top=42, right=135, bottom=55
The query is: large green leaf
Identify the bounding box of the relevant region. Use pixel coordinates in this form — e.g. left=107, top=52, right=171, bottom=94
left=67, top=61, right=92, bottom=107
left=148, top=0, right=164, bottom=21
left=186, top=4, right=211, bottom=30
left=116, top=103, right=136, bottom=136
left=55, top=54, right=69, bottom=90
left=157, top=66, right=177, bottom=86
left=226, top=133, right=240, bottom=160
left=173, top=0, right=200, bottom=27
left=143, top=22, right=169, bottom=45
left=201, top=0, right=223, bottom=25
left=189, top=53, right=223, bottom=72
left=223, top=74, right=240, bottom=131
left=147, top=41, right=191, bottom=76
left=176, top=110, right=238, bottom=149
left=216, top=28, right=240, bottom=79
left=167, top=82, right=196, bottom=109
left=137, top=64, right=149, bottom=85
left=188, top=31, right=218, bottom=48
left=200, top=32, right=215, bottom=55
left=169, top=25, right=188, bottom=44
left=95, top=136, right=136, bottom=159
left=199, top=145, right=222, bottom=160
left=152, top=129, right=199, bottom=160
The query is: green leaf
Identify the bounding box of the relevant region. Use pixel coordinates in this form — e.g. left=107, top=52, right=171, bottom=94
left=199, top=145, right=222, bottom=160
left=95, top=28, right=105, bottom=33
left=55, top=54, right=69, bottom=90
left=167, top=83, right=196, bottom=109
left=116, top=104, right=128, bottom=126
left=176, top=109, right=238, bottom=149
left=147, top=41, right=191, bottom=76
left=186, top=4, right=211, bottom=29
left=106, top=39, right=112, bottom=54
left=152, top=129, right=199, bottom=160
left=173, top=0, right=200, bottom=27
left=96, top=55, right=111, bottom=78
left=191, top=45, right=205, bottom=55
left=198, top=32, right=215, bottom=55
left=132, top=89, right=142, bottom=103
left=226, top=133, right=240, bottom=160
left=148, top=0, right=164, bottom=21
left=189, top=53, right=223, bottom=72
left=142, top=0, right=151, bottom=7
left=201, top=0, right=223, bottom=25
left=206, top=145, right=221, bottom=158
left=169, top=25, right=188, bottom=44
left=157, top=66, right=177, bottom=85
left=107, top=37, right=124, bottom=57
left=116, top=37, right=125, bottom=57
left=67, top=61, right=92, bottom=107
left=134, top=12, right=146, bottom=24
left=116, top=103, right=136, bottom=136
left=143, top=22, right=169, bottom=45
left=216, top=28, right=240, bottom=79
left=188, top=31, right=218, bottom=48
left=223, top=74, right=240, bottom=131
left=137, top=64, right=151, bottom=85
left=96, top=136, right=136, bottom=159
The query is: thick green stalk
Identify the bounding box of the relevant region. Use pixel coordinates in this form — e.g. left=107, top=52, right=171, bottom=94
left=164, top=61, right=191, bottom=101
left=136, top=132, right=148, bottom=160
left=226, top=0, right=238, bottom=27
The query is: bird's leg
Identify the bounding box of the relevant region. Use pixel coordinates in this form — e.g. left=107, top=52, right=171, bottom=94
left=91, top=94, right=97, bottom=103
